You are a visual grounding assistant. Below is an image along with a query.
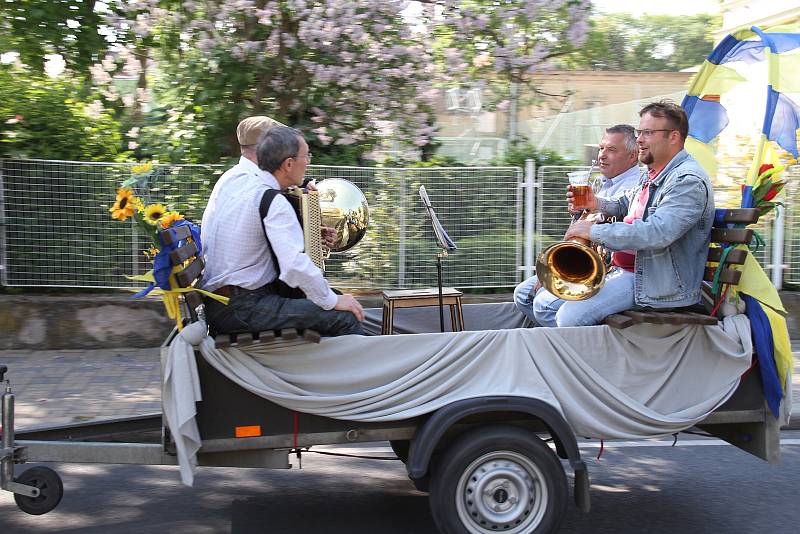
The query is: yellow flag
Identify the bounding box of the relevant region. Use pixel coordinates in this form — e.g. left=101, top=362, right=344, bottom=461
left=737, top=252, right=786, bottom=312
left=685, top=137, right=718, bottom=178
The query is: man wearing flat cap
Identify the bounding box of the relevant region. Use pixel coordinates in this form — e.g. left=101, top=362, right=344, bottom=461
left=200, top=116, right=364, bottom=337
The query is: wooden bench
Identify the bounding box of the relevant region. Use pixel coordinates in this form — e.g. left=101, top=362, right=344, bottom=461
left=159, top=225, right=321, bottom=347
left=603, top=207, right=760, bottom=329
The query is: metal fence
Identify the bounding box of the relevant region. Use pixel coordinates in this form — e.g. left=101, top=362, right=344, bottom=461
left=531, top=165, right=800, bottom=287
left=2, top=157, right=798, bottom=291
left=0, top=159, right=522, bottom=290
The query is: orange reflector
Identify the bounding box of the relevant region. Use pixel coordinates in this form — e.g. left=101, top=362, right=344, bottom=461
left=235, top=425, right=262, bottom=438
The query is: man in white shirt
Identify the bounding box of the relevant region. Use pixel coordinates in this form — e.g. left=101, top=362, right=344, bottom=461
left=513, top=124, right=641, bottom=323
left=201, top=119, right=364, bottom=336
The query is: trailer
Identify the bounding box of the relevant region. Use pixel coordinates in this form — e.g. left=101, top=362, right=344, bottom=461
left=0, top=212, right=787, bottom=534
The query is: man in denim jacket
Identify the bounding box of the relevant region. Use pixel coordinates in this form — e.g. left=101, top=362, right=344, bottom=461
left=531, top=101, right=714, bottom=327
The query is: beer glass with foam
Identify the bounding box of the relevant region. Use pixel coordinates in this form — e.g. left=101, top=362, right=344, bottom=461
left=568, top=170, right=593, bottom=211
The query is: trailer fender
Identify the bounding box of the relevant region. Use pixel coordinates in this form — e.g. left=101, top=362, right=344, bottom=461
left=407, top=396, right=590, bottom=512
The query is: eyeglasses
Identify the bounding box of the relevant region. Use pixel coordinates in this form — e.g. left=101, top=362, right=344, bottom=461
left=635, top=129, right=675, bottom=138
left=286, top=153, right=312, bottom=164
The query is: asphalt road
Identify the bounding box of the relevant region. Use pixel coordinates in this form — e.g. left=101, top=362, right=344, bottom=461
left=2, top=433, right=799, bottom=534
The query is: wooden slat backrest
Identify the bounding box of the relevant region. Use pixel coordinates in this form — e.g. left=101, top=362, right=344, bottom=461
left=174, top=257, right=204, bottom=288
left=170, top=241, right=199, bottom=265
left=157, top=225, right=204, bottom=323
left=160, top=224, right=192, bottom=246
left=703, top=207, right=760, bottom=302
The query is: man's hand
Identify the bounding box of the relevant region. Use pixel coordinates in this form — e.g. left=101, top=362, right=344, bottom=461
left=321, top=226, right=337, bottom=248
left=566, top=185, right=598, bottom=213
left=334, top=294, right=364, bottom=322
left=564, top=219, right=594, bottom=243
left=305, top=180, right=318, bottom=191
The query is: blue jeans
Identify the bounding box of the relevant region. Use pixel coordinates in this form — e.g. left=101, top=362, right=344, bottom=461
left=205, top=285, right=363, bottom=337
left=514, top=268, right=635, bottom=327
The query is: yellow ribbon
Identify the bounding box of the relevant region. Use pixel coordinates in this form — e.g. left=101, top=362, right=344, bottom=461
left=126, top=268, right=229, bottom=331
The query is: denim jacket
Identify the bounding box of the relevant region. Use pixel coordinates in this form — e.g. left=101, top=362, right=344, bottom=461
left=590, top=149, right=714, bottom=308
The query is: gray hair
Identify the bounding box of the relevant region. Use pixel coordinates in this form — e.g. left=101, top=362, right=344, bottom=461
left=257, top=125, right=304, bottom=173
left=605, top=124, right=637, bottom=154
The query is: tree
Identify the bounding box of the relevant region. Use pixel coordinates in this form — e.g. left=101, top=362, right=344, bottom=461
left=430, top=0, right=591, bottom=140
left=0, top=0, right=107, bottom=76
left=561, top=13, right=720, bottom=72
left=98, top=0, right=437, bottom=164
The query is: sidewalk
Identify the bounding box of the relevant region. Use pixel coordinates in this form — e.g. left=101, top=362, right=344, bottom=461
left=2, top=341, right=799, bottom=431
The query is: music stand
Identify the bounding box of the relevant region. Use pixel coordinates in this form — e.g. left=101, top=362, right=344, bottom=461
left=419, top=186, right=457, bottom=332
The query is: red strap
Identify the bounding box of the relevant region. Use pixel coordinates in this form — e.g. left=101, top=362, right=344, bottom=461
left=596, top=439, right=604, bottom=460
left=709, top=286, right=729, bottom=317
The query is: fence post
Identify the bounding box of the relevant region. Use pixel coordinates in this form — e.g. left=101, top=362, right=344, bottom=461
left=0, top=160, right=6, bottom=286
left=397, top=168, right=407, bottom=288
left=523, top=159, right=535, bottom=280
left=771, top=203, right=785, bottom=290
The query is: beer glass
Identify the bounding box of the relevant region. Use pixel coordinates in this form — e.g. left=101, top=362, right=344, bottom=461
left=568, top=170, right=593, bottom=211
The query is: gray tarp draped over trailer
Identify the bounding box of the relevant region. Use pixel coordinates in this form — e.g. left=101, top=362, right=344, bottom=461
left=163, top=307, right=754, bottom=486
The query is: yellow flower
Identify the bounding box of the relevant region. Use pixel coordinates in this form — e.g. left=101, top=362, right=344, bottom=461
left=115, top=187, right=134, bottom=201
left=110, top=188, right=137, bottom=221
left=131, top=162, right=153, bottom=175
left=143, top=203, right=167, bottom=225
left=159, top=211, right=185, bottom=228
left=133, top=197, right=145, bottom=213
left=143, top=246, right=160, bottom=260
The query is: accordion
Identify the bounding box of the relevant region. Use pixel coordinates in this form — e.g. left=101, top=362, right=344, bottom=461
left=283, top=187, right=327, bottom=272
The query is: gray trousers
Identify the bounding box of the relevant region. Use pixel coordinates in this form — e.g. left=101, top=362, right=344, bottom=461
left=205, top=285, right=363, bottom=337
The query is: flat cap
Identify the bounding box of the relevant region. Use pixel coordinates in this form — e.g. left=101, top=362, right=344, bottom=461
left=236, top=116, right=284, bottom=146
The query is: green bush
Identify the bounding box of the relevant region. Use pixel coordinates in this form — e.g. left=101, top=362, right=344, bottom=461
left=491, top=138, right=578, bottom=168
left=0, top=66, right=124, bottom=162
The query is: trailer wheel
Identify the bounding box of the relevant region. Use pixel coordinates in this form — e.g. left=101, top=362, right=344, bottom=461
left=14, top=466, right=63, bottom=515
left=429, top=425, right=567, bottom=534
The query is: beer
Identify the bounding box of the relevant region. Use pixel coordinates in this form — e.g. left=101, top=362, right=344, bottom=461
left=571, top=185, right=593, bottom=210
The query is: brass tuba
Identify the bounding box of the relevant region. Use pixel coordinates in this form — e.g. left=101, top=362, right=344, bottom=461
left=284, top=178, right=369, bottom=272
left=535, top=214, right=607, bottom=301
left=315, top=178, right=369, bottom=252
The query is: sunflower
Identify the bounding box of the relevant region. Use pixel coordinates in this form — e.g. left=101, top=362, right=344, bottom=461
left=159, top=211, right=185, bottom=229
left=110, top=188, right=137, bottom=221
left=143, top=203, right=168, bottom=225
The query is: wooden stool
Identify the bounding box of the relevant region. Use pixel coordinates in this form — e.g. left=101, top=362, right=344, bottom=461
left=381, top=288, right=465, bottom=335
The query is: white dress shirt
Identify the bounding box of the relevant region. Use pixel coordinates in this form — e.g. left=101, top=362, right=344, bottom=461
left=598, top=164, right=642, bottom=199
left=200, top=157, right=337, bottom=310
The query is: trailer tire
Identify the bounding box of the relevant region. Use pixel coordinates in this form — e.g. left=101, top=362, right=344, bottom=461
left=14, top=466, right=63, bottom=515
left=429, top=425, right=566, bottom=534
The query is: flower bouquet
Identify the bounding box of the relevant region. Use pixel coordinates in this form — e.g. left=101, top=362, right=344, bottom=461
left=744, top=163, right=785, bottom=217
left=109, top=163, right=225, bottom=329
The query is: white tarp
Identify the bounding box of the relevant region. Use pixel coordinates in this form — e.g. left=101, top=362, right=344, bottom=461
left=163, top=315, right=753, bottom=486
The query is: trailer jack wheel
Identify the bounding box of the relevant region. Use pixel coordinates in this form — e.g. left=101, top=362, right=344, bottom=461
left=14, top=466, right=63, bottom=515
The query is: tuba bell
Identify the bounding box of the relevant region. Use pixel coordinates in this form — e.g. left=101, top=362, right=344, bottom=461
left=315, top=178, right=370, bottom=252
left=284, top=178, right=369, bottom=272
left=535, top=214, right=607, bottom=301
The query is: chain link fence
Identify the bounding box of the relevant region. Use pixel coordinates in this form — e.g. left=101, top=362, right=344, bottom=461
left=534, top=165, right=799, bottom=286
left=0, top=159, right=522, bottom=290
left=2, top=157, right=798, bottom=291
